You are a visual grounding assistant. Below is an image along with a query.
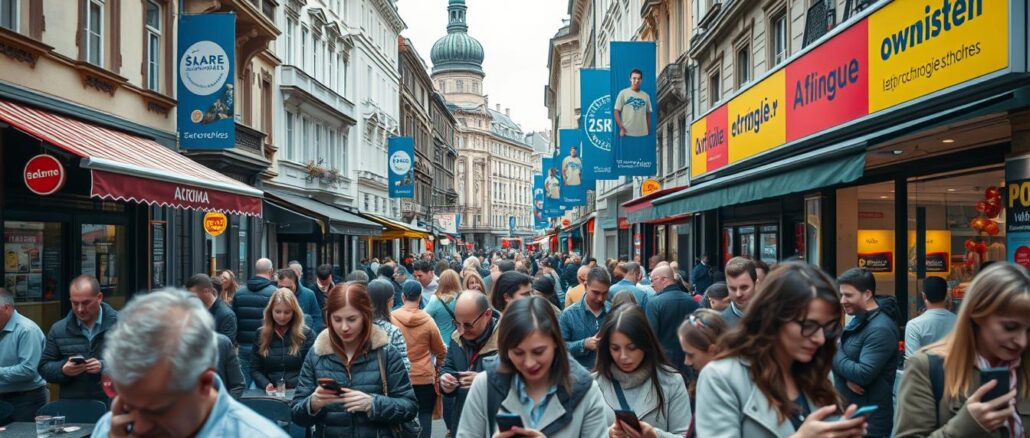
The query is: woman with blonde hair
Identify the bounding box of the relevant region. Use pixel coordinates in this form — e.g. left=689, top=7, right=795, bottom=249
left=426, top=269, right=463, bottom=344
left=896, top=262, right=1030, bottom=437
left=251, top=288, right=314, bottom=395
left=463, top=270, right=486, bottom=293
left=217, top=269, right=240, bottom=305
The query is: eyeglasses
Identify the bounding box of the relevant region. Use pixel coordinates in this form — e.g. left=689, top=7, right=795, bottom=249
left=453, top=311, right=488, bottom=332
left=794, top=318, right=843, bottom=339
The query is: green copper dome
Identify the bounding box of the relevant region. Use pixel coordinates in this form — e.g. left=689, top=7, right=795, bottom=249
left=430, top=0, right=484, bottom=76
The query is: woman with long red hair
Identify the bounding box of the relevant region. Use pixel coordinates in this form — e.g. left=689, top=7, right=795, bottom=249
left=291, top=282, right=419, bottom=437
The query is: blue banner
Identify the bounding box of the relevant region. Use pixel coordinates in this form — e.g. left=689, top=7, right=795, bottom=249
left=542, top=157, right=564, bottom=217
left=177, top=14, right=236, bottom=149
left=559, top=129, right=587, bottom=205
left=533, top=175, right=547, bottom=228
left=610, top=42, right=657, bottom=175
left=388, top=136, right=415, bottom=198
left=580, top=68, right=615, bottom=180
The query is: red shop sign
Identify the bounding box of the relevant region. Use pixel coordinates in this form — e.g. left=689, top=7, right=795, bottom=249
left=23, top=154, right=66, bottom=195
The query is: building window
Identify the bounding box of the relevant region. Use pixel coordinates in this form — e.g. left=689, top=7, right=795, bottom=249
left=302, top=117, right=311, bottom=161
left=313, top=39, right=320, bottom=80
left=300, top=26, right=308, bottom=70
left=285, top=112, right=295, bottom=161
left=285, top=18, right=295, bottom=65
left=736, top=46, right=750, bottom=88
left=86, top=0, right=105, bottom=66
left=708, top=72, right=720, bottom=106
left=144, top=0, right=161, bottom=91
left=456, top=80, right=464, bottom=93
left=1, top=0, right=18, bottom=31
left=771, top=12, right=787, bottom=65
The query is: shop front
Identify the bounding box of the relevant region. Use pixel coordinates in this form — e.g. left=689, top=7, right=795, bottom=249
left=654, top=0, right=1029, bottom=323
left=624, top=185, right=690, bottom=265
left=0, top=99, right=263, bottom=334
left=358, top=213, right=430, bottom=259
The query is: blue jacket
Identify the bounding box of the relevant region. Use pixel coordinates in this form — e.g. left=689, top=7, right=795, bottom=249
left=295, top=284, right=322, bottom=333
left=559, top=296, right=611, bottom=370
left=608, top=279, right=649, bottom=310
left=832, top=299, right=901, bottom=437
left=645, top=283, right=699, bottom=376
left=691, top=263, right=713, bottom=296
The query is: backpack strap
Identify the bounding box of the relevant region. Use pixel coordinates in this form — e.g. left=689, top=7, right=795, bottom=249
left=928, top=354, right=945, bottom=427
left=486, top=369, right=509, bottom=433
left=612, top=380, right=631, bottom=411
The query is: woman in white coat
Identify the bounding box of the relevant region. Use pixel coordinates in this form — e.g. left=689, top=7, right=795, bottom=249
left=595, top=304, right=692, bottom=438
left=695, top=262, right=868, bottom=438
left=456, top=296, right=609, bottom=438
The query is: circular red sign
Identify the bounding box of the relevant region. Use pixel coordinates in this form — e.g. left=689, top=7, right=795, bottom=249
left=23, top=154, right=65, bottom=195
left=1015, top=246, right=1030, bottom=269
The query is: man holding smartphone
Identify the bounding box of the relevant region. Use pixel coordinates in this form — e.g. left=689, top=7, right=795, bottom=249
left=440, top=291, right=499, bottom=431
left=38, top=275, right=118, bottom=402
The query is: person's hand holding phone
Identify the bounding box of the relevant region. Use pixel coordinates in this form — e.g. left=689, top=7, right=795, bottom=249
left=108, top=396, right=136, bottom=438
left=310, top=384, right=346, bottom=413
left=340, top=388, right=373, bottom=414
left=965, top=379, right=1017, bottom=431
left=790, top=404, right=867, bottom=438
left=85, top=358, right=102, bottom=374
left=440, top=373, right=459, bottom=393
left=458, top=371, right=478, bottom=389
left=610, top=419, right=657, bottom=438
left=62, top=357, right=88, bottom=377
left=265, top=383, right=277, bottom=395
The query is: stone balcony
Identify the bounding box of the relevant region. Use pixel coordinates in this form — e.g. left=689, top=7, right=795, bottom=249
left=280, top=65, right=356, bottom=126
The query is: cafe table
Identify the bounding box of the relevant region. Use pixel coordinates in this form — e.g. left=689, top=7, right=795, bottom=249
left=0, top=422, right=94, bottom=437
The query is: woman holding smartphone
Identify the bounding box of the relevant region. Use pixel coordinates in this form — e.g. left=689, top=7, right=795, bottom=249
left=251, top=288, right=314, bottom=394
left=291, top=282, right=419, bottom=437
left=695, top=262, right=867, bottom=438
left=596, top=304, right=692, bottom=438
left=896, top=262, right=1030, bottom=437
left=456, top=296, right=608, bottom=438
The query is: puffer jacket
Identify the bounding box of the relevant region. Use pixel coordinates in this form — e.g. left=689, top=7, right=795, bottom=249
left=233, top=277, right=278, bottom=347
left=391, top=307, right=447, bottom=386
left=291, top=326, right=418, bottom=438
left=250, top=325, right=315, bottom=390
left=37, top=302, right=118, bottom=401
left=439, top=316, right=500, bottom=429
left=832, top=296, right=901, bottom=437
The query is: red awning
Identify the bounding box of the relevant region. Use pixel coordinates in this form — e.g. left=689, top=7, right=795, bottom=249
left=0, top=99, right=262, bottom=216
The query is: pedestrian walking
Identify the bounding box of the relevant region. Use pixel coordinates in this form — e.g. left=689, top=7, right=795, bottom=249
left=277, top=268, right=323, bottom=332
left=678, top=308, right=727, bottom=438
left=904, top=276, right=957, bottom=358
left=439, top=290, right=500, bottom=429
left=463, top=270, right=486, bottom=293
left=895, top=262, right=1030, bottom=438
left=564, top=265, right=590, bottom=308
left=596, top=304, right=692, bottom=438
left=609, top=262, right=649, bottom=309
left=491, top=271, right=534, bottom=314
left=695, top=262, right=865, bottom=438
left=701, top=282, right=730, bottom=311
left=186, top=273, right=237, bottom=344
left=367, top=279, right=412, bottom=373
left=426, top=269, right=462, bottom=345
left=0, top=287, right=47, bottom=423
left=413, top=260, right=440, bottom=302
left=234, top=258, right=279, bottom=385
left=721, top=257, right=757, bottom=328
left=250, top=288, right=314, bottom=395
left=217, top=268, right=240, bottom=306
left=531, top=275, right=563, bottom=311
left=559, top=267, right=612, bottom=370
left=313, top=264, right=337, bottom=310
left=646, top=265, right=699, bottom=379
left=691, top=255, right=713, bottom=298
left=456, top=296, right=609, bottom=437
left=392, top=281, right=448, bottom=438
left=291, top=282, right=420, bottom=437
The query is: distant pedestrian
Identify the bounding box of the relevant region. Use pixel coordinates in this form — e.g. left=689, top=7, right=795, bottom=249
left=564, top=265, right=590, bottom=308
left=702, top=282, right=730, bottom=311
left=413, top=260, right=439, bottom=303
left=216, top=269, right=240, bottom=305
left=559, top=267, right=611, bottom=370
left=904, top=276, right=956, bottom=358
left=646, top=265, right=699, bottom=379
left=276, top=268, right=321, bottom=332
left=691, top=255, right=713, bottom=297
left=609, top=262, right=649, bottom=309
left=313, top=263, right=336, bottom=309
left=721, top=257, right=757, bottom=328
left=233, top=258, right=279, bottom=386
left=366, top=279, right=412, bottom=373
left=0, top=287, right=47, bottom=423
left=346, top=270, right=369, bottom=283
left=532, top=275, right=562, bottom=311
left=186, top=273, right=237, bottom=344
left=426, top=270, right=462, bottom=345
left=462, top=270, right=485, bottom=293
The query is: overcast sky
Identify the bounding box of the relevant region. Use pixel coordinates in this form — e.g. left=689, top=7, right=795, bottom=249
left=398, top=0, right=568, bottom=134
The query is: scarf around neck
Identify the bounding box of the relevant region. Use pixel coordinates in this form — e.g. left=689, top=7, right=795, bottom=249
left=611, top=365, right=651, bottom=390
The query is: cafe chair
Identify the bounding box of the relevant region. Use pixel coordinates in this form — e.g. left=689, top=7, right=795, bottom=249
left=240, top=398, right=292, bottom=432
left=0, top=400, right=14, bottom=426
left=37, top=399, right=108, bottom=424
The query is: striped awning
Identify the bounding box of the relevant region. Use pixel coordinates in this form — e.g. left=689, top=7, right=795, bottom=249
left=0, top=99, right=263, bottom=216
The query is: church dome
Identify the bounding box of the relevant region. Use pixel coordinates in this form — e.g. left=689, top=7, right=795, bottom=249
left=430, top=0, right=484, bottom=76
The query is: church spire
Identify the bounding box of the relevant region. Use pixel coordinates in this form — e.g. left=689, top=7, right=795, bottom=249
left=447, top=0, right=468, bottom=34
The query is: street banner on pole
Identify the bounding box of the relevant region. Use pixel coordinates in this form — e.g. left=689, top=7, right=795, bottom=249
left=559, top=129, right=588, bottom=206
left=610, top=41, right=657, bottom=176
left=433, top=213, right=459, bottom=234
left=542, top=158, right=564, bottom=218
left=387, top=136, right=415, bottom=198
left=580, top=68, right=615, bottom=180
left=178, top=13, right=236, bottom=149
left=533, top=175, right=548, bottom=227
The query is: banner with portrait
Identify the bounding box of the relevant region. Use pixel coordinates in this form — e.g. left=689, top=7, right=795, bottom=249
left=610, top=41, right=657, bottom=176
left=559, top=129, right=588, bottom=206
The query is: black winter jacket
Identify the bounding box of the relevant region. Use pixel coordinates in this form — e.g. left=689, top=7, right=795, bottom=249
left=832, top=296, right=901, bottom=437
left=38, top=303, right=118, bottom=401
left=216, top=333, right=246, bottom=399
left=439, top=316, right=499, bottom=428
left=291, top=326, right=418, bottom=438
left=210, top=299, right=238, bottom=346
left=250, top=325, right=315, bottom=390
left=233, top=277, right=278, bottom=348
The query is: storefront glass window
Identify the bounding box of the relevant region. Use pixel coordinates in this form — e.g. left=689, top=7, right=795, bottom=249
left=656, top=225, right=667, bottom=261
left=81, top=224, right=127, bottom=307
left=760, top=225, right=778, bottom=264
left=4, top=221, right=63, bottom=329
left=805, top=196, right=822, bottom=266
left=238, top=217, right=249, bottom=281
left=722, top=227, right=734, bottom=266
left=738, top=226, right=755, bottom=259
left=206, top=230, right=228, bottom=276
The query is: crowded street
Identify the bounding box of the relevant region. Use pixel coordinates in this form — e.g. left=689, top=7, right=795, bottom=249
left=0, top=0, right=1029, bottom=437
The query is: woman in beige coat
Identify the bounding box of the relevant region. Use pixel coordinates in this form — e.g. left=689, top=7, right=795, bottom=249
left=896, top=262, right=1030, bottom=438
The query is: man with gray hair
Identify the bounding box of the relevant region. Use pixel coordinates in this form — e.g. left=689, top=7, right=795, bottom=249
left=92, top=289, right=286, bottom=437
left=0, top=287, right=47, bottom=423
left=232, top=258, right=278, bottom=386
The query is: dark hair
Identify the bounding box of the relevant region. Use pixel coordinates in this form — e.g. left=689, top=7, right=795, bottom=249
left=704, top=282, right=729, bottom=299
left=611, top=291, right=637, bottom=308
left=497, top=297, right=571, bottom=391
left=185, top=273, right=213, bottom=291
left=346, top=270, right=369, bottom=282
left=210, top=276, right=222, bottom=293
left=377, top=264, right=395, bottom=279
left=491, top=271, right=534, bottom=312
left=316, top=264, right=333, bottom=280
left=754, top=259, right=771, bottom=275
left=725, top=257, right=757, bottom=282
left=923, top=276, right=949, bottom=303
left=678, top=308, right=727, bottom=397
left=585, top=257, right=597, bottom=265
left=596, top=305, right=674, bottom=414
left=586, top=266, right=611, bottom=287
left=630, top=68, right=643, bottom=77
left=367, top=279, right=395, bottom=321
left=532, top=276, right=556, bottom=298
left=276, top=269, right=299, bottom=291
left=401, top=280, right=423, bottom=302
left=717, top=262, right=843, bottom=422
left=435, top=261, right=450, bottom=276
left=413, top=260, right=432, bottom=273
left=838, top=267, right=876, bottom=294
left=497, top=260, right=516, bottom=273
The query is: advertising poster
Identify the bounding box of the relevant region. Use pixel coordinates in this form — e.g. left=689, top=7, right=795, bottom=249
left=857, top=229, right=894, bottom=273
left=3, top=222, right=43, bottom=301
left=906, top=230, right=952, bottom=276
left=559, top=129, right=587, bottom=205
left=387, top=136, right=415, bottom=198
left=533, top=175, right=546, bottom=227
left=610, top=41, right=657, bottom=176
left=178, top=13, right=236, bottom=149
left=580, top=68, right=615, bottom=180
left=433, top=213, right=459, bottom=235
left=541, top=161, right=564, bottom=219
left=1006, top=157, right=1030, bottom=268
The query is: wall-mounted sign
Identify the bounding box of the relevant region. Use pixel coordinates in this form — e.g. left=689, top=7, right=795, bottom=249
left=177, top=13, right=236, bottom=149
left=857, top=229, right=894, bottom=273
left=203, top=211, right=228, bottom=237
left=580, top=68, right=615, bottom=180
left=388, top=136, right=415, bottom=198
left=691, top=0, right=1010, bottom=178
left=641, top=179, right=661, bottom=196
left=23, top=155, right=65, bottom=195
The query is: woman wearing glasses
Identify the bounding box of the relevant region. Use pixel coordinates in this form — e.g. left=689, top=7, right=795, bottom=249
left=596, top=304, right=692, bottom=438
left=895, top=262, right=1030, bottom=438
left=695, top=262, right=868, bottom=438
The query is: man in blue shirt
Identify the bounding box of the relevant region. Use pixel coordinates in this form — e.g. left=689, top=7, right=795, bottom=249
left=0, top=287, right=47, bottom=423
left=93, top=289, right=286, bottom=437
left=608, top=262, right=648, bottom=309
left=559, top=267, right=612, bottom=369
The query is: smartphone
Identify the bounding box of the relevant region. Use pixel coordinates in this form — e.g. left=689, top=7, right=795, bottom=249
left=69, top=355, right=87, bottom=365
left=495, top=413, right=523, bottom=432
left=317, top=378, right=343, bottom=394
left=615, top=409, right=642, bottom=432
left=981, top=367, right=1010, bottom=402
left=847, top=405, right=879, bottom=420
